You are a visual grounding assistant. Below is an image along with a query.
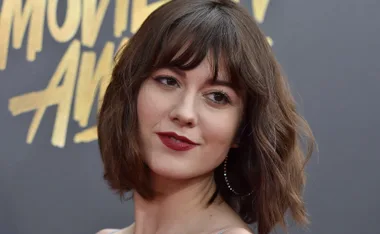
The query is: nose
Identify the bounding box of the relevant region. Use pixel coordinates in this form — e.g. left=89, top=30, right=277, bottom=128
left=169, top=93, right=198, bottom=128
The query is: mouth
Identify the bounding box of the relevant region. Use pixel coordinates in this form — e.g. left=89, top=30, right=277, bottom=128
left=156, top=132, right=199, bottom=151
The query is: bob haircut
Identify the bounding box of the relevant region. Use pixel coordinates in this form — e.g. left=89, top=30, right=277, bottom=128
left=98, top=0, right=315, bottom=234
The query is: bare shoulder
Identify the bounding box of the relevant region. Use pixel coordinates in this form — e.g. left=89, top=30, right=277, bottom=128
left=96, top=228, right=119, bottom=234
left=222, top=228, right=253, bottom=234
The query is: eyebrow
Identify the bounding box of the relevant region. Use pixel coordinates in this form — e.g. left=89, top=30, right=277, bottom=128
left=168, top=67, right=234, bottom=89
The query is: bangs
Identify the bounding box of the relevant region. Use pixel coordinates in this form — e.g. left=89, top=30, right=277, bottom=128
left=152, top=5, right=243, bottom=92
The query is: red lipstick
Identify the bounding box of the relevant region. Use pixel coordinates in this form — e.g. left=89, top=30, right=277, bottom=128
left=156, top=132, right=198, bottom=151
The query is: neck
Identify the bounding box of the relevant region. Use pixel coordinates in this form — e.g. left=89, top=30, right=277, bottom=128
left=133, top=172, right=221, bottom=234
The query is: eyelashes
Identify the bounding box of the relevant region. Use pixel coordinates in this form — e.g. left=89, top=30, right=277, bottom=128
left=152, top=75, right=232, bottom=105
left=207, top=91, right=231, bottom=105
left=154, top=75, right=180, bottom=87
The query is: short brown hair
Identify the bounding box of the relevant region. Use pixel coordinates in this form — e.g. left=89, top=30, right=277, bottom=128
left=97, top=0, right=315, bottom=234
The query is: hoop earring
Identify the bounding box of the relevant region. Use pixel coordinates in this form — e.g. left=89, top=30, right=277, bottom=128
left=223, top=155, right=253, bottom=197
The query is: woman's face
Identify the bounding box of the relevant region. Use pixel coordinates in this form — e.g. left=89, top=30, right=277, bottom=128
left=137, top=56, right=243, bottom=180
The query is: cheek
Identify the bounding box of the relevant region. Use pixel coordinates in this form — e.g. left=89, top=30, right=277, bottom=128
left=201, top=109, right=241, bottom=148
left=197, top=111, right=240, bottom=171
left=137, top=88, right=153, bottom=125
left=137, top=82, right=166, bottom=126
left=137, top=82, right=164, bottom=160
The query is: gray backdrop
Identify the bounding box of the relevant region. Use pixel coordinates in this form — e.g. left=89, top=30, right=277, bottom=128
left=0, top=0, right=379, bottom=234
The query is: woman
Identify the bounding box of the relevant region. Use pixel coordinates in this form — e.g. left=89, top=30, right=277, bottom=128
left=97, top=0, right=315, bottom=234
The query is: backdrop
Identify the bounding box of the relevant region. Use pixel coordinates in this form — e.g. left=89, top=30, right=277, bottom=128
left=1, top=0, right=379, bottom=234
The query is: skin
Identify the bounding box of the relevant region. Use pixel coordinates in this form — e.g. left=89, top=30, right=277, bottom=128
left=98, top=55, right=252, bottom=234
left=138, top=56, right=243, bottom=185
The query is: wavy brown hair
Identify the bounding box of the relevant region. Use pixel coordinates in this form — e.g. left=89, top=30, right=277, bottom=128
left=97, top=0, right=315, bottom=234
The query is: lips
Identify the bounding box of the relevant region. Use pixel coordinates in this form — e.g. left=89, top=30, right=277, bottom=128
left=156, top=132, right=198, bottom=151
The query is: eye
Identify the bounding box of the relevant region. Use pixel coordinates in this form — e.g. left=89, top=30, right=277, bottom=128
left=206, top=91, right=231, bottom=105
left=153, top=75, right=180, bottom=87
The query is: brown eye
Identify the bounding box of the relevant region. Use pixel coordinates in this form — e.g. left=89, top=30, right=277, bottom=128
left=154, top=76, right=180, bottom=87
left=206, top=92, right=231, bottom=105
